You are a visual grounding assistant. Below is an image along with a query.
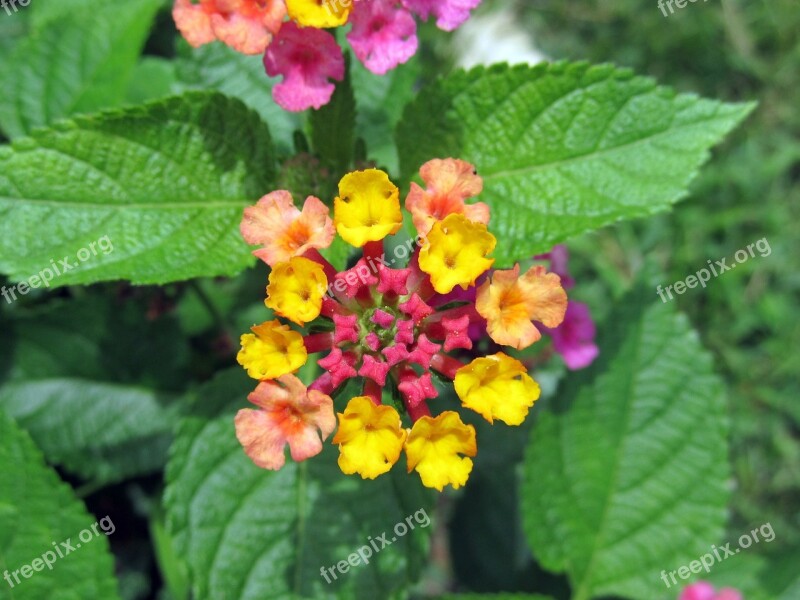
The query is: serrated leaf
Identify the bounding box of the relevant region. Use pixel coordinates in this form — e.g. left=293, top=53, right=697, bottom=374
left=1, top=380, right=178, bottom=484
left=396, top=62, right=754, bottom=265
left=165, top=369, right=434, bottom=600
left=0, top=295, right=185, bottom=483
left=0, top=411, right=120, bottom=600
left=0, top=0, right=162, bottom=138
left=521, top=279, right=730, bottom=600
left=174, top=42, right=302, bottom=152
left=0, top=92, right=275, bottom=286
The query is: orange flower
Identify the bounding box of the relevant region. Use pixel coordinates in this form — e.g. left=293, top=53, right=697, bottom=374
left=173, top=0, right=286, bottom=55
left=240, top=191, right=335, bottom=267
left=405, top=158, right=489, bottom=236
left=235, top=374, right=336, bottom=470
left=476, top=264, right=568, bottom=350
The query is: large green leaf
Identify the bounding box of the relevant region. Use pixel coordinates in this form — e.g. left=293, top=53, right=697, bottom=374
left=165, top=369, right=434, bottom=600
left=0, top=295, right=186, bottom=483
left=396, top=62, right=754, bottom=265
left=174, top=42, right=302, bottom=152
left=0, top=411, right=120, bottom=600
left=1, top=380, right=178, bottom=484
left=521, top=278, right=730, bottom=600
left=0, top=92, right=275, bottom=286
left=0, top=0, right=162, bottom=138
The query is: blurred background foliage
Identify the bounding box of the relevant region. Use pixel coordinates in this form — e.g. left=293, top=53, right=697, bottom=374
left=509, top=0, right=799, bottom=572
left=0, top=0, right=797, bottom=598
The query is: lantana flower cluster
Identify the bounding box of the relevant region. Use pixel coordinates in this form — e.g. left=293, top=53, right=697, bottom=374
left=173, top=0, right=482, bottom=112
left=234, top=158, right=571, bottom=491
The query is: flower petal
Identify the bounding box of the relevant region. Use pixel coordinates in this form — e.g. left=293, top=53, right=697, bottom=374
left=334, top=169, right=402, bottom=247
left=332, top=396, right=407, bottom=479
left=454, top=353, right=540, bottom=425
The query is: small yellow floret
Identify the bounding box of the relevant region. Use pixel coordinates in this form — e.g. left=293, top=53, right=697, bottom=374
left=332, top=396, right=407, bottom=479
left=404, top=411, right=477, bottom=491
left=418, top=214, right=495, bottom=294
left=286, top=0, right=351, bottom=29
left=237, top=320, right=308, bottom=380
left=454, top=353, right=541, bottom=425
left=265, top=257, right=328, bottom=326
left=334, top=169, right=402, bottom=247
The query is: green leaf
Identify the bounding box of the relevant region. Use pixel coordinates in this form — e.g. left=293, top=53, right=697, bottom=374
left=125, top=57, right=179, bottom=106
left=0, top=411, right=120, bottom=600
left=396, top=62, right=755, bottom=264
left=0, top=0, right=162, bottom=138
left=0, top=92, right=275, bottom=286
left=440, top=595, right=554, bottom=600
left=352, top=54, right=420, bottom=174
left=310, top=54, right=356, bottom=178
left=165, top=369, right=434, bottom=600
left=0, top=294, right=186, bottom=483
left=1, top=380, right=178, bottom=484
left=521, top=277, right=730, bottom=600
left=174, top=42, right=302, bottom=152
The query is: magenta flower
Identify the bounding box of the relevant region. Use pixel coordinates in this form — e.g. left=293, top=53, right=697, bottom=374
left=263, top=22, right=344, bottom=112
left=536, top=245, right=598, bottom=370
left=401, top=0, right=483, bottom=31
left=348, top=0, right=418, bottom=75
left=679, top=581, right=743, bottom=600
left=544, top=301, right=599, bottom=370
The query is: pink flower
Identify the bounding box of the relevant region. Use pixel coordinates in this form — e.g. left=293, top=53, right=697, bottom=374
left=544, top=300, right=598, bottom=370
left=264, top=22, right=345, bottom=112
left=401, top=0, right=482, bottom=31
left=405, top=158, right=489, bottom=236
left=234, top=374, right=336, bottom=470
left=239, top=190, right=335, bottom=266
left=172, top=0, right=286, bottom=55
left=347, top=0, right=418, bottom=75
left=679, top=582, right=742, bottom=600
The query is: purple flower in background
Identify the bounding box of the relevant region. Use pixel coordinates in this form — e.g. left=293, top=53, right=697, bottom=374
left=543, top=300, right=598, bottom=370
left=537, top=245, right=598, bottom=370
left=678, top=581, right=743, bottom=600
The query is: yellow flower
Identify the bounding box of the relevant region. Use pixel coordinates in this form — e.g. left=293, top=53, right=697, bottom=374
left=418, top=214, right=495, bottom=294
left=332, top=396, right=407, bottom=479
left=237, top=320, right=308, bottom=380
left=286, top=0, right=350, bottom=29
left=476, top=264, right=567, bottom=350
left=454, top=353, right=541, bottom=425
left=405, top=411, right=477, bottom=491
left=334, top=169, right=402, bottom=247
left=265, top=257, right=328, bottom=326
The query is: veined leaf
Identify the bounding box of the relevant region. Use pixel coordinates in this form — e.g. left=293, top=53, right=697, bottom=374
left=0, top=0, right=162, bottom=138
left=396, top=62, right=754, bottom=264
left=0, top=295, right=186, bottom=483
left=165, top=369, right=434, bottom=600
left=174, top=42, right=302, bottom=152
left=0, top=411, right=120, bottom=600
left=0, top=92, right=275, bottom=286
left=521, top=279, right=730, bottom=600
